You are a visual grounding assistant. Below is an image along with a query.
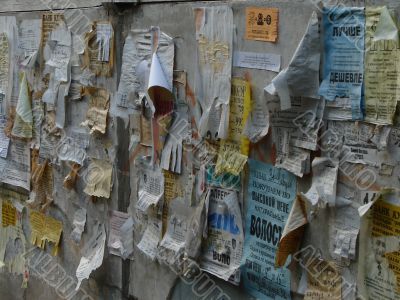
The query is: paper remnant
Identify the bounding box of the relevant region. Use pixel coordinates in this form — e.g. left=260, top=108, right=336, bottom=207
left=364, top=7, right=400, bottom=125
left=358, top=191, right=400, bottom=299
left=83, top=22, right=114, bottom=76
left=265, top=11, right=320, bottom=110
left=18, top=19, right=41, bottom=68
left=319, top=7, right=365, bottom=120
left=242, top=159, right=296, bottom=299
left=2, top=201, right=16, bottom=227
left=0, top=139, right=30, bottom=191
left=276, top=196, right=307, bottom=267
left=75, top=223, right=106, bottom=290
left=12, top=72, right=32, bottom=138
left=29, top=210, right=62, bottom=256
left=83, top=159, right=112, bottom=198
left=194, top=6, right=233, bottom=140
left=137, top=167, right=164, bottom=212
left=200, top=188, right=243, bottom=284
left=81, top=87, right=110, bottom=135
left=70, top=208, right=86, bottom=244
left=304, top=259, right=342, bottom=300
left=301, top=157, right=339, bottom=206
left=233, top=51, right=280, bottom=72
left=137, top=222, right=161, bottom=261
left=108, top=210, right=134, bottom=259
left=245, top=7, right=279, bottom=42
left=0, top=115, right=10, bottom=158
left=215, top=141, right=247, bottom=177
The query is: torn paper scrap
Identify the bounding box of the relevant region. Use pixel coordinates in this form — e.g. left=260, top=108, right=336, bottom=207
left=137, top=167, right=164, bottom=212
left=44, top=21, right=71, bottom=83
left=18, top=19, right=41, bottom=68
left=0, top=139, right=30, bottom=191
left=233, top=51, right=280, bottom=72
left=227, top=78, right=251, bottom=155
left=148, top=52, right=174, bottom=164
left=29, top=210, right=62, bottom=256
left=215, top=141, right=247, bottom=177
left=194, top=6, right=233, bottom=140
left=0, top=32, right=10, bottom=113
left=162, top=170, right=185, bottom=237
left=83, top=22, right=114, bottom=77
left=265, top=11, right=320, bottom=110
left=276, top=196, right=307, bottom=267
left=269, top=96, right=325, bottom=152
left=137, top=222, right=161, bottom=261
left=319, top=7, right=364, bottom=120
left=2, top=201, right=16, bottom=227
left=243, top=100, right=270, bottom=143
left=12, top=72, right=33, bottom=138
left=160, top=107, right=189, bottom=174
left=364, top=7, right=400, bottom=125
left=70, top=208, right=86, bottom=244
left=245, top=7, right=279, bottom=42
left=75, top=223, right=106, bottom=290
left=40, top=13, right=64, bottom=62
left=81, top=87, right=110, bottom=135
left=242, top=159, right=296, bottom=300
left=108, top=210, right=134, bottom=260
left=304, top=259, right=342, bottom=300
left=373, top=6, right=399, bottom=43
left=358, top=188, right=394, bottom=217
left=83, top=159, right=112, bottom=198
left=301, top=157, right=339, bottom=206
left=200, top=188, right=243, bottom=284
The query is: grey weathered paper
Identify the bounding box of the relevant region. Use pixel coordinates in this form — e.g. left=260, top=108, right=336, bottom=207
left=301, top=157, right=339, bottom=206
left=194, top=6, right=233, bottom=140
left=70, top=208, right=86, bottom=244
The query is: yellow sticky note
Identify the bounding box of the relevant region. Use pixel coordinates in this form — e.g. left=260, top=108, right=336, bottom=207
left=246, top=7, right=279, bottom=42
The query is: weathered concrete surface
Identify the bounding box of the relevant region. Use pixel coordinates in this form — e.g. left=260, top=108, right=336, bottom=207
left=0, top=1, right=399, bottom=300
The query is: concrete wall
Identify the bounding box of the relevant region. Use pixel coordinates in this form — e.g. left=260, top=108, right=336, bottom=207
left=0, top=1, right=399, bottom=300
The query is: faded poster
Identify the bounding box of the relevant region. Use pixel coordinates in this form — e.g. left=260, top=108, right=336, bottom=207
left=364, top=7, right=400, bottom=125
left=358, top=191, right=400, bottom=300
left=200, top=188, right=243, bottom=284
left=242, top=159, right=296, bottom=300
left=194, top=6, right=233, bottom=140
left=319, top=7, right=365, bottom=120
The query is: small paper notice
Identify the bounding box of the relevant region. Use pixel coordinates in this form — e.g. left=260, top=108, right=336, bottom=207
left=233, top=51, right=280, bottom=72
left=29, top=210, right=63, bottom=256
left=83, top=159, right=113, bottom=199
left=245, top=7, right=279, bottom=42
